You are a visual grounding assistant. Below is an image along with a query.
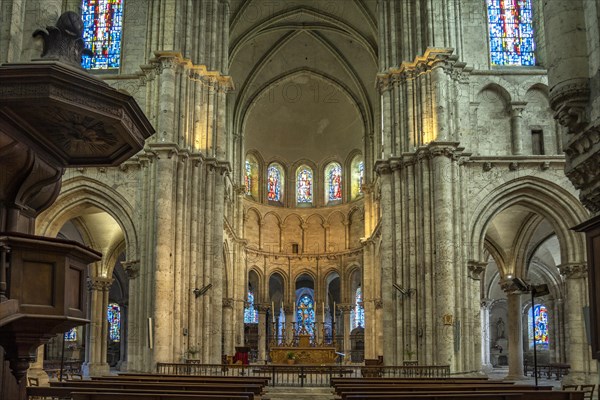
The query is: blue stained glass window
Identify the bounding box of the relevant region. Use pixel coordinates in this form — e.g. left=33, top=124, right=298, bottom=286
left=296, top=167, right=313, bottom=204
left=296, top=294, right=315, bottom=336
left=351, top=286, right=365, bottom=330
left=267, top=165, right=282, bottom=202
left=82, top=0, right=124, bottom=69
left=528, top=304, right=549, bottom=349
left=244, top=290, right=259, bottom=324
left=245, top=160, right=252, bottom=195
left=357, top=162, right=364, bottom=195
left=107, top=303, right=121, bottom=342
left=487, top=0, right=536, bottom=66
left=64, top=327, right=77, bottom=341
left=328, top=163, right=342, bottom=201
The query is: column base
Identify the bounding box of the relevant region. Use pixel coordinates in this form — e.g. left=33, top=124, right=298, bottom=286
left=504, top=373, right=528, bottom=381
left=26, top=367, right=49, bottom=386
left=81, top=362, right=110, bottom=377
left=562, top=370, right=598, bottom=386
left=480, top=363, right=494, bottom=373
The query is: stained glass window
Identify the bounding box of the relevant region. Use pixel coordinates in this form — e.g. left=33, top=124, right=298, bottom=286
left=107, top=302, right=121, bottom=342
left=351, top=286, right=365, bottom=330
left=267, top=164, right=282, bottom=202
left=487, top=0, right=536, bottom=66
left=528, top=304, right=549, bottom=349
left=64, top=327, right=77, bottom=341
left=245, top=160, right=252, bottom=195
left=244, top=290, right=259, bottom=324
left=357, top=162, right=364, bottom=194
left=296, top=294, right=315, bottom=336
left=326, top=163, right=342, bottom=203
left=296, top=167, right=313, bottom=204
left=81, top=0, right=124, bottom=69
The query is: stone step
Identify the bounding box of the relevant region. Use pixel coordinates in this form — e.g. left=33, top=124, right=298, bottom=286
left=264, top=386, right=335, bottom=400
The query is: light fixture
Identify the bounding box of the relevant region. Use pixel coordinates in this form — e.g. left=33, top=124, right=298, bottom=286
left=193, top=283, right=212, bottom=298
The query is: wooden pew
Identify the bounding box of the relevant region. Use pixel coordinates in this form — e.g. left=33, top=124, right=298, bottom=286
left=51, top=379, right=263, bottom=395
left=331, top=377, right=492, bottom=385
left=29, top=386, right=253, bottom=400
left=341, top=391, right=584, bottom=400
left=70, top=392, right=250, bottom=400
left=94, top=374, right=270, bottom=386
left=334, top=384, right=553, bottom=395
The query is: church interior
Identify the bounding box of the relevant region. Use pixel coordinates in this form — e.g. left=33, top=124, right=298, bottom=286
left=2, top=0, right=600, bottom=399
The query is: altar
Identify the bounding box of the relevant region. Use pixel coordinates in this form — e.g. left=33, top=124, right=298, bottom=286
left=269, top=334, right=337, bottom=364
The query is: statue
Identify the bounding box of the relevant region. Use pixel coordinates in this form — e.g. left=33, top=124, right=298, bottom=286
left=33, top=11, right=93, bottom=67
left=496, top=317, right=505, bottom=339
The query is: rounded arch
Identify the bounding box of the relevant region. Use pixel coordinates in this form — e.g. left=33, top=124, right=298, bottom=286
left=37, top=177, right=139, bottom=263
left=469, top=177, right=588, bottom=268
left=477, top=82, right=513, bottom=106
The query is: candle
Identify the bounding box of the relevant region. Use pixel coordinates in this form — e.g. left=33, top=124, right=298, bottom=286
left=322, top=302, right=325, bottom=323
left=272, top=301, right=275, bottom=323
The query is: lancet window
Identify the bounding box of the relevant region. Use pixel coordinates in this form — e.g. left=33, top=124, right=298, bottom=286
left=64, top=327, right=77, bottom=341
left=296, top=166, right=313, bottom=205
left=325, top=162, right=342, bottom=204
left=81, top=0, right=124, bottom=69
left=351, top=286, right=365, bottom=330
left=296, top=294, right=315, bottom=336
left=528, top=304, right=549, bottom=349
left=267, top=164, right=284, bottom=203
left=107, top=302, right=121, bottom=342
left=244, top=290, right=259, bottom=324
left=487, top=0, right=535, bottom=66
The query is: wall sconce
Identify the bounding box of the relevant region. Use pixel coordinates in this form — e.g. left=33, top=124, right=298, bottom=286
left=193, top=283, right=212, bottom=298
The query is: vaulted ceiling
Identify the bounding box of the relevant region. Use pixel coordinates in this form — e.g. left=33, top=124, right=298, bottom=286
left=228, top=0, right=378, bottom=165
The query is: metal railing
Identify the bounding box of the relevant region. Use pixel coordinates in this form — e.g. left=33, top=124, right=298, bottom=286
left=156, top=363, right=451, bottom=387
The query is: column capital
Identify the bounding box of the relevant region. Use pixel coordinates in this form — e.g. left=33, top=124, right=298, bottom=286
left=222, top=298, right=234, bottom=309
left=509, top=101, right=527, bottom=115
left=467, top=260, right=487, bottom=280
left=499, top=279, right=527, bottom=295
left=480, top=298, right=493, bottom=309
left=373, top=299, right=383, bottom=309
left=558, top=263, right=588, bottom=279
left=87, top=276, right=113, bottom=291
left=122, top=259, right=140, bottom=280
left=255, top=303, right=271, bottom=313
left=337, top=303, right=354, bottom=312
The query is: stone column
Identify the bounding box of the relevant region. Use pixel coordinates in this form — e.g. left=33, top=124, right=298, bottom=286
left=82, top=277, right=112, bottom=377
left=505, top=290, right=526, bottom=380
left=121, top=260, right=140, bottom=372
left=339, top=304, right=353, bottom=363
left=256, top=304, right=269, bottom=363
left=430, top=144, right=458, bottom=367
left=27, top=346, right=49, bottom=386
left=559, top=263, right=597, bottom=384
left=283, top=304, right=293, bottom=345
left=510, top=103, right=526, bottom=155
left=222, top=298, right=234, bottom=357
left=480, top=298, right=493, bottom=372
left=375, top=161, right=396, bottom=365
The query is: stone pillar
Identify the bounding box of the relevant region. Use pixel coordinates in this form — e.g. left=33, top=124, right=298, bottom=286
left=505, top=290, right=526, bottom=380
left=82, top=277, right=112, bottom=377
left=283, top=305, right=293, bottom=345
left=339, top=304, right=353, bottom=363
left=222, top=298, right=234, bottom=357
left=430, top=144, right=458, bottom=367
left=375, top=161, right=396, bottom=365
left=256, top=304, right=269, bottom=363
left=480, top=299, right=493, bottom=372
left=121, top=260, right=140, bottom=372
left=559, top=263, right=597, bottom=384
left=27, top=346, right=49, bottom=387
left=510, top=103, right=526, bottom=155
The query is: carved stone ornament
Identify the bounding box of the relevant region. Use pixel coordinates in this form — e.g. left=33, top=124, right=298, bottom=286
left=32, top=11, right=93, bottom=67
left=558, top=263, right=588, bottom=279
left=122, top=260, right=140, bottom=280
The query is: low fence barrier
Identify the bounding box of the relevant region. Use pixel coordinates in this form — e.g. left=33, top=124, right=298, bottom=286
left=156, top=363, right=451, bottom=387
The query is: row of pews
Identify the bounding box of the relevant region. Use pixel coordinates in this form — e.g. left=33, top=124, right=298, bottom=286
left=329, top=377, right=586, bottom=400
left=27, top=373, right=270, bottom=400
